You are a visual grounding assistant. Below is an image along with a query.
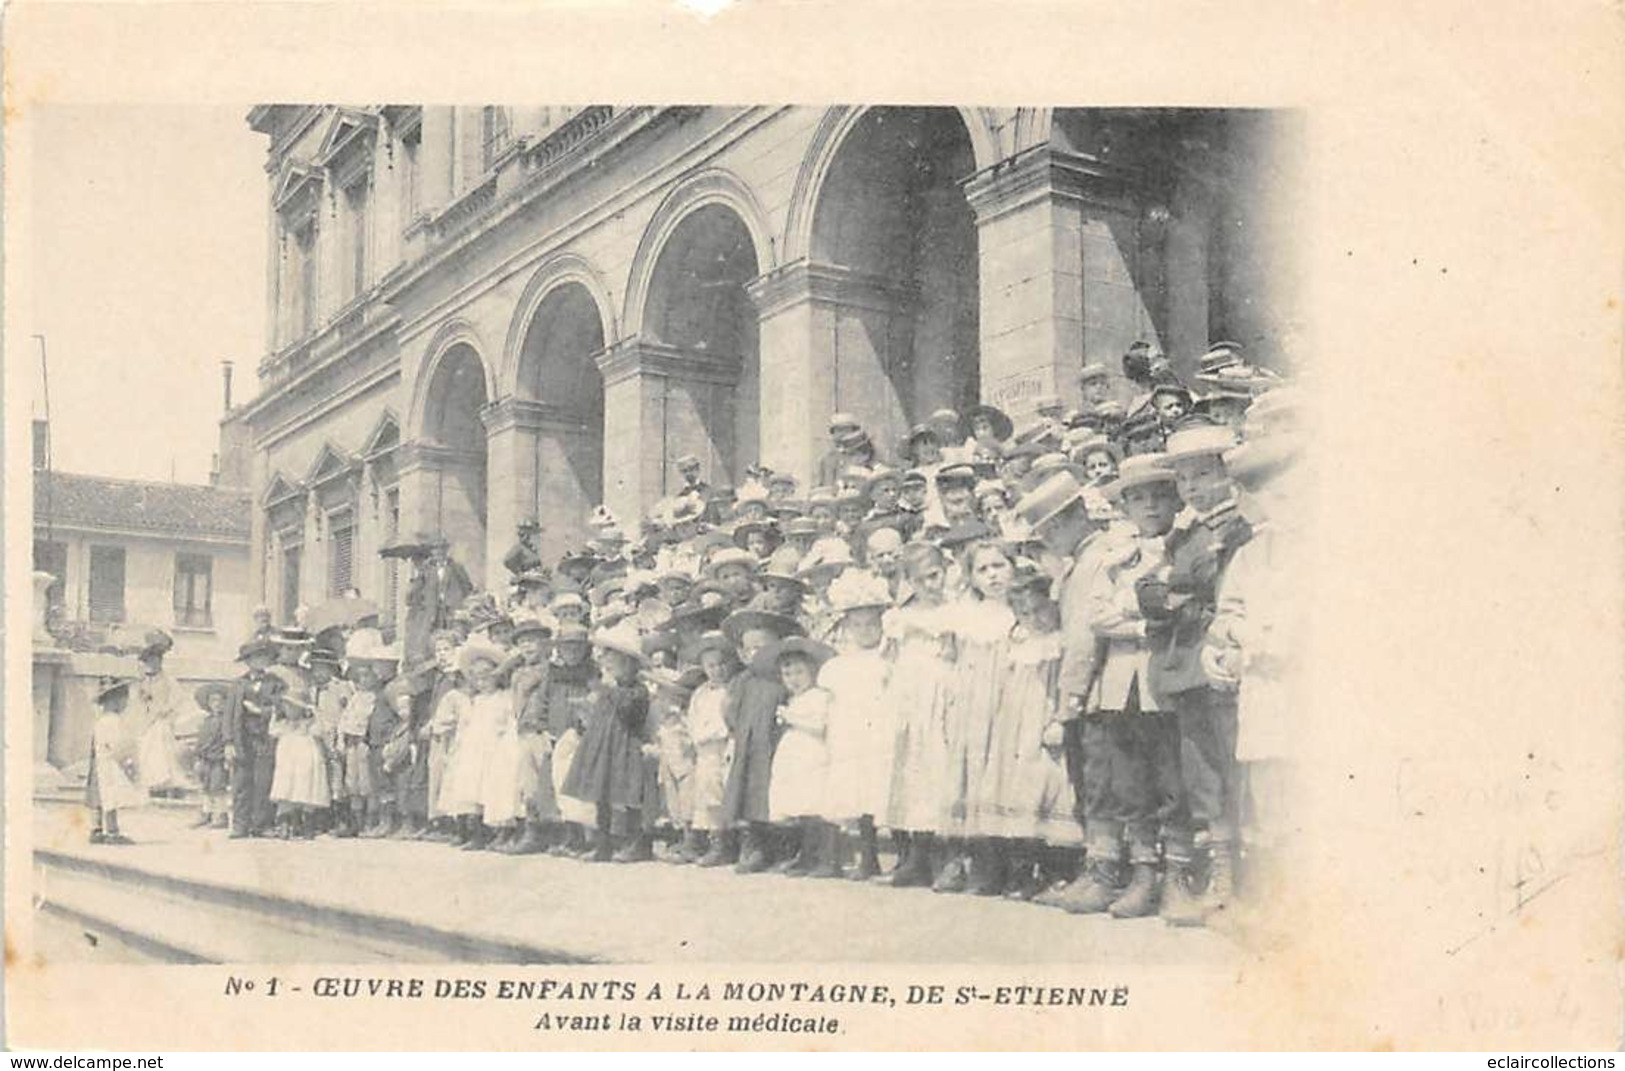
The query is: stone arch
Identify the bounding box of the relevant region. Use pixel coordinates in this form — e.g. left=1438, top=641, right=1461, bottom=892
left=500, top=251, right=619, bottom=399
left=782, top=105, right=1000, bottom=263
left=408, top=318, right=495, bottom=441
left=621, top=168, right=776, bottom=339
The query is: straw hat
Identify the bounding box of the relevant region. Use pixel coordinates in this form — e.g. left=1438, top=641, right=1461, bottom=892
left=706, top=547, right=758, bottom=577
left=455, top=636, right=507, bottom=677
left=1079, top=362, right=1110, bottom=385
left=797, top=537, right=855, bottom=578
left=237, top=637, right=278, bottom=662
left=721, top=607, right=802, bottom=647
left=827, top=569, right=893, bottom=614
left=1012, top=472, right=1089, bottom=531
left=1105, top=453, right=1177, bottom=499
left=1163, top=422, right=1239, bottom=462
left=590, top=624, right=650, bottom=665
left=510, top=610, right=558, bottom=640
left=750, top=635, right=837, bottom=678
left=964, top=404, right=1014, bottom=442
left=95, top=675, right=132, bottom=704
left=691, top=629, right=736, bottom=659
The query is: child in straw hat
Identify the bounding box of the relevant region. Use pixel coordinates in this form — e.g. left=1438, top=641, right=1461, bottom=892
left=268, top=685, right=332, bottom=840
left=763, top=636, right=839, bottom=877
left=86, top=677, right=141, bottom=844
left=688, top=631, right=740, bottom=866
left=191, top=682, right=233, bottom=829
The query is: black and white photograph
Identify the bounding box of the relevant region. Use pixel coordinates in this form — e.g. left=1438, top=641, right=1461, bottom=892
left=26, top=102, right=1305, bottom=967
left=5, top=1, right=1620, bottom=1055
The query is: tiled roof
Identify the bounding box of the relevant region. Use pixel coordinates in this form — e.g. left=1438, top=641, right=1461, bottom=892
left=34, top=470, right=251, bottom=541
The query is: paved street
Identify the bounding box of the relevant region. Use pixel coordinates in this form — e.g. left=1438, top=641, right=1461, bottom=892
left=31, top=803, right=1233, bottom=965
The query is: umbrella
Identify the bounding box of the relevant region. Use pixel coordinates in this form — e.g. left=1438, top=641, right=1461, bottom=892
left=304, top=596, right=381, bottom=635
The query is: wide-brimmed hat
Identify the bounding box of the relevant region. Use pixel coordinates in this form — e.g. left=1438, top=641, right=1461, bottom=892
left=827, top=569, right=893, bottom=614
left=193, top=681, right=232, bottom=710
left=1079, top=362, right=1110, bottom=385
left=1070, top=433, right=1123, bottom=463
left=273, top=626, right=314, bottom=647
left=781, top=516, right=823, bottom=540
left=722, top=607, right=802, bottom=647
left=750, top=635, right=836, bottom=678
left=797, top=537, right=854, bottom=578
left=554, top=621, right=591, bottom=645
left=1149, top=381, right=1196, bottom=408
left=1028, top=452, right=1087, bottom=485
left=706, top=546, right=759, bottom=578
left=827, top=411, right=862, bottom=434
left=590, top=624, right=650, bottom=665
left=515, top=567, right=552, bottom=589
left=1105, top=453, right=1177, bottom=499
left=455, top=636, right=508, bottom=677
left=833, top=428, right=872, bottom=452
left=643, top=665, right=708, bottom=703
left=669, top=589, right=733, bottom=632
left=1013, top=472, right=1089, bottom=531
left=237, top=637, right=278, bottom=662
left=378, top=533, right=441, bottom=560
left=510, top=610, right=557, bottom=640
left=95, top=675, right=132, bottom=704
left=1225, top=432, right=1304, bottom=489
left=963, top=404, right=1014, bottom=442
left=1164, top=422, right=1239, bottom=463
left=558, top=548, right=602, bottom=574
left=306, top=645, right=344, bottom=668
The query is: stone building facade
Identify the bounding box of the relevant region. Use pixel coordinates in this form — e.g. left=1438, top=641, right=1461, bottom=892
left=235, top=105, right=1298, bottom=620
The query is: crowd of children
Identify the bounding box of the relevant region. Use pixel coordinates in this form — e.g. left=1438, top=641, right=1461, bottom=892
left=84, top=340, right=1306, bottom=933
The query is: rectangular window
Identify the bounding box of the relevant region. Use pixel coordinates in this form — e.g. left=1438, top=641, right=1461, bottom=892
left=383, top=488, right=401, bottom=624
left=481, top=106, right=511, bottom=171
left=281, top=541, right=302, bottom=625
left=328, top=511, right=355, bottom=596
left=346, top=180, right=369, bottom=299
left=173, top=553, right=213, bottom=628
left=88, top=545, right=126, bottom=624
left=33, top=540, right=67, bottom=613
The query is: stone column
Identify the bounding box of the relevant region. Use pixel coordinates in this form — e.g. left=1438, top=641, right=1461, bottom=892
left=596, top=339, right=741, bottom=525
left=419, top=106, right=455, bottom=216
left=397, top=441, right=488, bottom=589
left=302, top=492, right=323, bottom=614
left=482, top=397, right=608, bottom=576
left=965, top=146, right=1153, bottom=415
left=746, top=260, right=918, bottom=485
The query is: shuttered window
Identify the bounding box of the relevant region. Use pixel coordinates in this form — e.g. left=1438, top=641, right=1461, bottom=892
left=173, top=553, right=213, bottom=627
left=88, top=545, right=126, bottom=624
left=328, top=511, right=355, bottom=596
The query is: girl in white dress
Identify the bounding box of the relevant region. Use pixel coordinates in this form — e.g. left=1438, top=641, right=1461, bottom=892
left=437, top=638, right=515, bottom=850
left=765, top=637, right=838, bottom=876
left=85, top=677, right=142, bottom=844
left=686, top=631, right=737, bottom=866
left=268, top=687, right=332, bottom=838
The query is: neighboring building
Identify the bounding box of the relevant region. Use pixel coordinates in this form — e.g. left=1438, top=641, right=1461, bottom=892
left=238, top=105, right=1301, bottom=608
left=33, top=469, right=253, bottom=663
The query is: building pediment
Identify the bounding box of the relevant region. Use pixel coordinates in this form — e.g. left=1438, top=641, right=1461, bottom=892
left=304, top=442, right=358, bottom=486
left=316, top=107, right=380, bottom=185
left=360, top=410, right=401, bottom=458
left=261, top=471, right=304, bottom=508
left=273, top=158, right=324, bottom=217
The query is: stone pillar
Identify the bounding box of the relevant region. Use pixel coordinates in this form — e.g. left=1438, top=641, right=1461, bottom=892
left=746, top=260, right=918, bottom=485
left=482, top=397, right=608, bottom=575
left=965, top=146, right=1153, bottom=415
left=302, top=492, right=323, bottom=615
left=397, top=441, right=488, bottom=589
left=596, top=339, right=741, bottom=525
left=420, top=106, right=455, bottom=216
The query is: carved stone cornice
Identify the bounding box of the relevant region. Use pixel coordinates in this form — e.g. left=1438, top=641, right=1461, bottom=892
left=962, top=145, right=1145, bottom=224
left=396, top=441, right=484, bottom=475
left=745, top=259, right=919, bottom=319
left=479, top=397, right=596, bottom=436
left=593, top=337, right=743, bottom=389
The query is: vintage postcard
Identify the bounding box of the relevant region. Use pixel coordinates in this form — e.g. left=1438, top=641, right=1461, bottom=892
left=4, top=0, right=1621, bottom=1053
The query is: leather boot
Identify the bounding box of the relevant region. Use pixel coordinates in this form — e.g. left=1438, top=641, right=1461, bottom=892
left=1003, top=847, right=1042, bottom=901
left=1170, top=846, right=1236, bottom=927
left=459, top=822, right=492, bottom=851
left=966, top=841, right=1007, bottom=896
left=772, top=825, right=817, bottom=876
left=211, top=814, right=230, bottom=829
left=190, top=811, right=214, bottom=829
left=889, top=834, right=934, bottom=887
left=1036, top=859, right=1124, bottom=914
left=1160, top=861, right=1206, bottom=926
left=614, top=832, right=655, bottom=863
left=698, top=829, right=737, bottom=868
left=506, top=823, right=546, bottom=855
left=809, top=825, right=845, bottom=879
left=1108, top=862, right=1162, bottom=918
left=735, top=826, right=770, bottom=873
left=674, top=829, right=704, bottom=864
left=393, top=813, right=424, bottom=840
left=490, top=825, right=520, bottom=853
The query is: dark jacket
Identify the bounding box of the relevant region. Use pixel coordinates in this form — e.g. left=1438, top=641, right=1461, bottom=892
left=539, top=659, right=597, bottom=738
left=1139, top=504, right=1252, bottom=701
left=720, top=668, right=786, bottom=824
left=227, top=671, right=285, bottom=749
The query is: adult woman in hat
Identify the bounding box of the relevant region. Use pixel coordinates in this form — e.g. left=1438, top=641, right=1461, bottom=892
left=85, top=676, right=142, bottom=844
left=718, top=607, right=802, bottom=873
left=561, top=624, right=656, bottom=863
left=128, top=629, right=185, bottom=798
